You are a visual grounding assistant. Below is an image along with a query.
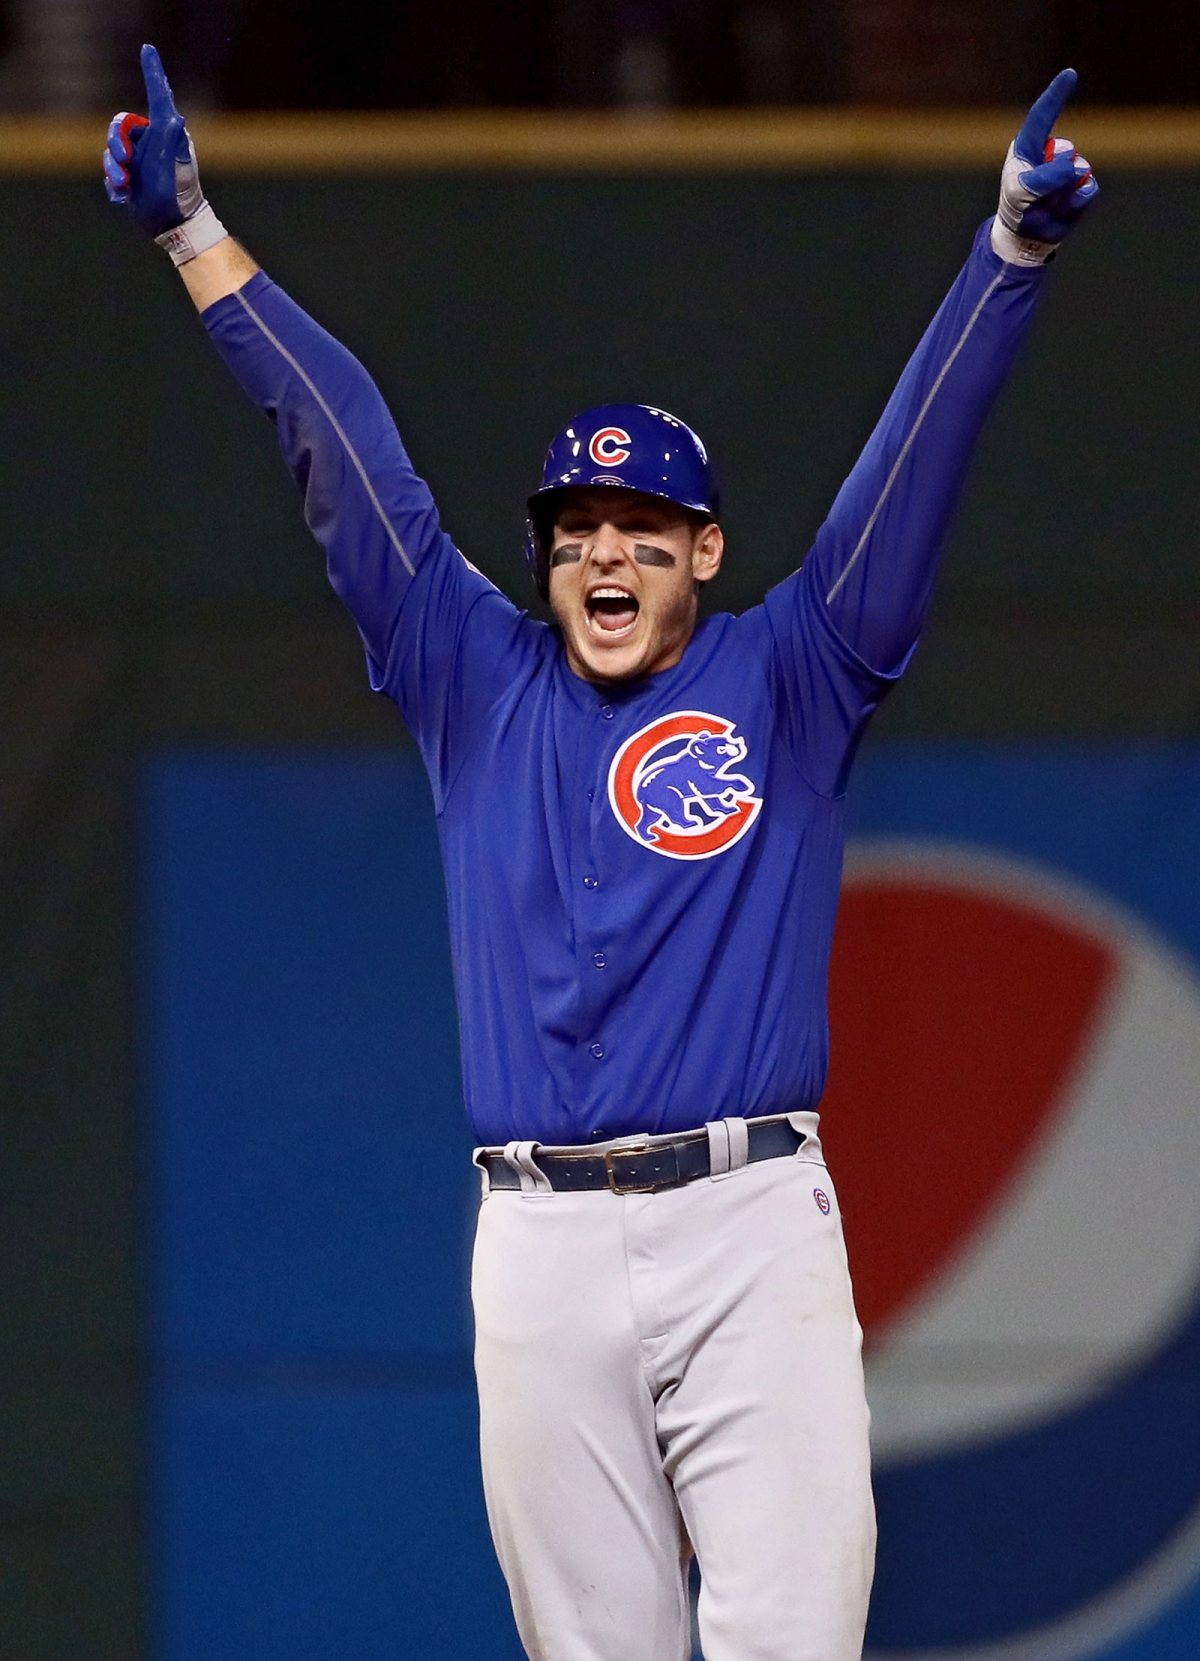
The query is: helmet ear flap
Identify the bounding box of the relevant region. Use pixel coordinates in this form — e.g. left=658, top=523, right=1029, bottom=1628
left=524, top=512, right=550, bottom=601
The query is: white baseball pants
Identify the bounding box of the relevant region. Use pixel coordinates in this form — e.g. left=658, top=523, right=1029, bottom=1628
left=470, top=1113, right=875, bottom=1660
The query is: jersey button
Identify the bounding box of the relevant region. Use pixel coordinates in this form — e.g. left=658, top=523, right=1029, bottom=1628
left=589, top=1042, right=605, bottom=1060
left=583, top=874, right=599, bottom=889
left=601, top=704, right=614, bottom=720
left=592, top=952, right=607, bottom=969
left=587, top=788, right=595, bottom=802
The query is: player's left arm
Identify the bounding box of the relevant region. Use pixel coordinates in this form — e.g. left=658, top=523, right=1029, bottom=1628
left=757, top=70, right=1096, bottom=795
left=805, top=69, right=1097, bottom=677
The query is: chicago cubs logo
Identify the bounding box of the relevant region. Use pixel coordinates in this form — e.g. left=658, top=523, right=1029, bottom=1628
left=814, top=1188, right=831, bottom=1215
left=588, top=426, right=632, bottom=467
left=607, top=711, right=762, bottom=861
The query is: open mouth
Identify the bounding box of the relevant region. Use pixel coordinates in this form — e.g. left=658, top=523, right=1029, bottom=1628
left=586, top=587, right=640, bottom=640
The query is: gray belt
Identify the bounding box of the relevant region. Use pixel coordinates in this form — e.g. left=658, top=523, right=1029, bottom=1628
left=480, top=1118, right=805, bottom=1196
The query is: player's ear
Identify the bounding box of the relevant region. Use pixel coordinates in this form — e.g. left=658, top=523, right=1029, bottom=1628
left=691, top=523, right=724, bottom=586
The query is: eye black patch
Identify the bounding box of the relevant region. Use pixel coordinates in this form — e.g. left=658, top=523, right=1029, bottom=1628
left=550, top=542, right=583, bottom=567
left=633, top=544, right=676, bottom=568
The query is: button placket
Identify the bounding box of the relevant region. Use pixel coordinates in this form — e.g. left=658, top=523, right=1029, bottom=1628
left=577, top=713, right=616, bottom=1085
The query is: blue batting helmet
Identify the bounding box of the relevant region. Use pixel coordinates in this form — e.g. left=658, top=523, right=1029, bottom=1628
left=525, top=402, right=720, bottom=599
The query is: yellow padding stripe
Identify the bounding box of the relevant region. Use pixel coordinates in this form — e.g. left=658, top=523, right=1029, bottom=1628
left=9, top=107, right=1197, bottom=174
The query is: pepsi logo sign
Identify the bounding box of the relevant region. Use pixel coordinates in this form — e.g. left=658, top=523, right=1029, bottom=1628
left=588, top=426, right=632, bottom=467
left=821, top=840, right=1200, bottom=1660
left=607, top=711, right=762, bottom=860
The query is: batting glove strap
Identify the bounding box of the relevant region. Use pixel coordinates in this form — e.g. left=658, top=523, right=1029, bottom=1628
left=155, top=200, right=228, bottom=265
left=989, top=214, right=1057, bottom=268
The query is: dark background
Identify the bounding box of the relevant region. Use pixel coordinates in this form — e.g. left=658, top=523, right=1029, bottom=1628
left=0, top=0, right=1196, bottom=114
left=132, top=1, right=1200, bottom=108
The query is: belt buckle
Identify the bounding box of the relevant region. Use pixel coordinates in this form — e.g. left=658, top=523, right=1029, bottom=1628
left=604, top=1139, right=658, bottom=1195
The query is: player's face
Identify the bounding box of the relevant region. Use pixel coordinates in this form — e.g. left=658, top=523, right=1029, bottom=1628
left=547, top=488, right=724, bottom=684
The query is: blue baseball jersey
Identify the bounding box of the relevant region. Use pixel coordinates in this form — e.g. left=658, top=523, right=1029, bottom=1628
left=204, top=220, right=1045, bottom=1147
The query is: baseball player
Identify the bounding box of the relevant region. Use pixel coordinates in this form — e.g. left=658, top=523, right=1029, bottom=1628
left=105, top=47, right=1097, bottom=1660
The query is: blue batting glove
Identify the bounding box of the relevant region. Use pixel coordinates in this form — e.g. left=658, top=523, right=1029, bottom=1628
left=993, top=69, right=1099, bottom=266
left=104, top=45, right=227, bottom=265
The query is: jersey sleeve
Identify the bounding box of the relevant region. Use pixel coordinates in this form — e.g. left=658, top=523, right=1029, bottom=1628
left=759, top=219, right=1047, bottom=796
left=201, top=271, right=540, bottom=807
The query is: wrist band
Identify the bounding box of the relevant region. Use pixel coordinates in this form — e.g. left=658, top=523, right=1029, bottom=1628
left=155, top=201, right=228, bottom=266
left=990, top=216, right=1057, bottom=268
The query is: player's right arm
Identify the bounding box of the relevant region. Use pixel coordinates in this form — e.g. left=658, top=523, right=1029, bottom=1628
left=105, top=46, right=537, bottom=806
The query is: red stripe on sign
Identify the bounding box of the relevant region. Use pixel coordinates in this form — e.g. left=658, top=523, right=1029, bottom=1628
left=821, top=879, right=1115, bottom=1343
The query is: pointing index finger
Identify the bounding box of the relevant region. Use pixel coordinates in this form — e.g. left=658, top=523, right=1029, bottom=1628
left=140, top=42, right=179, bottom=123
left=1014, top=67, right=1078, bottom=164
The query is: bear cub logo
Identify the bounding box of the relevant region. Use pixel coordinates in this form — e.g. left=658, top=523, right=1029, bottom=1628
left=607, top=711, right=763, bottom=861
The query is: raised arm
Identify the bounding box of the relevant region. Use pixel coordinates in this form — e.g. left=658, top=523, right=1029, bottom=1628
left=810, top=71, right=1097, bottom=674
left=758, top=71, right=1097, bottom=793
left=105, top=46, right=540, bottom=804
left=805, top=219, right=1043, bottom=677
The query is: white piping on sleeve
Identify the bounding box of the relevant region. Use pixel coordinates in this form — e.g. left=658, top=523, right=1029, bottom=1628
left=235, top=290, right=416, bottom=577
left=824, top=268, right=1005, bottom=606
